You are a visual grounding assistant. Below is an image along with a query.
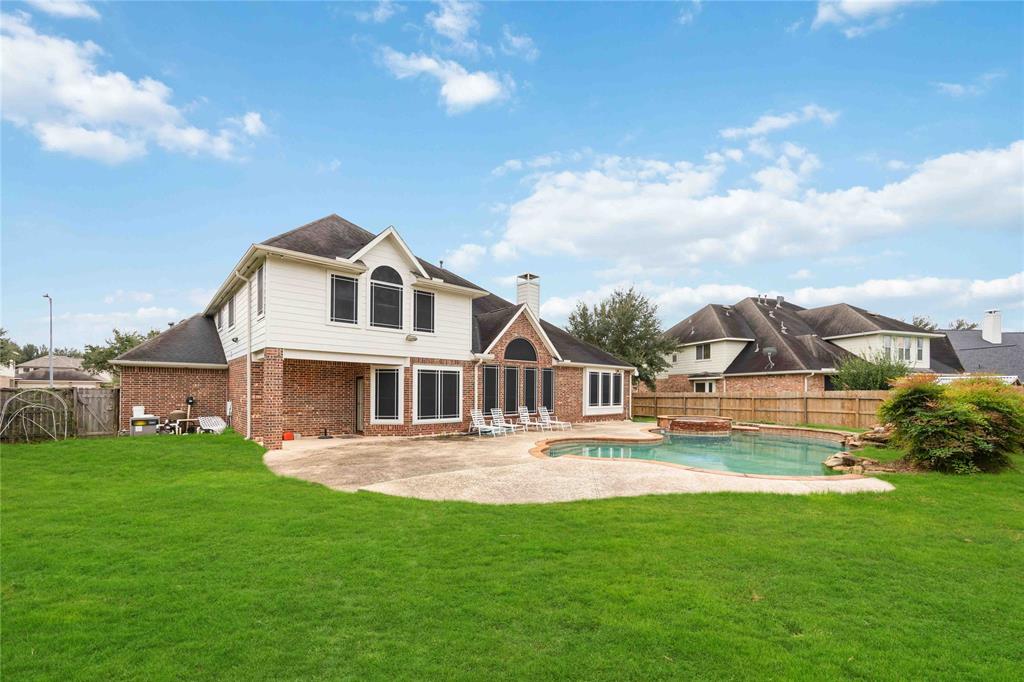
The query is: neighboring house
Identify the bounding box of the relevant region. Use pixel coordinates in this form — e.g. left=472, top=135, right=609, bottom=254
left=941, top=310, right=1024, bottom=383
left=0, top=361, right=14, bottom=388
left=112, top=214, right=634, bottom=449
left=654, top=295, right=960, bottom=393
left=14, top=355, right=111, bottom=385
left=13, top=368, right=104, bottom=389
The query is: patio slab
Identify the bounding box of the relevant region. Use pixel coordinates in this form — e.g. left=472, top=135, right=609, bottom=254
left=263, top=421, right=894, bottom=504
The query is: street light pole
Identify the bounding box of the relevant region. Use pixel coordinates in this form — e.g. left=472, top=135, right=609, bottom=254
left=43, top=293, right=53, bottom=388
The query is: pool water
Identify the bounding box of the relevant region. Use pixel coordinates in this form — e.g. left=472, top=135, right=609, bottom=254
left=547, top=431, right=843, bottom=477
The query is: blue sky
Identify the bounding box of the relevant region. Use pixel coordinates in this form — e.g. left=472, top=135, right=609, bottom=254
left=2, top=0, right=1022, bottom=349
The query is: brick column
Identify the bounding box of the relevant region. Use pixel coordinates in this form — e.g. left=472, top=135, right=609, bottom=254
left=261, top=348, right=284, bottom=450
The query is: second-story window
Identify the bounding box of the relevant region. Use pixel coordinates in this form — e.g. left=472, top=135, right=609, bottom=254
left=256, top=265, right=265, bottom=316
left=370, top=266, right=403, bottom=329
left=331, top=275, right=358, bottom=324
left=216, top=307, right=223, bottom=330
left=695, top=342, right=711, bottom=360
left=228, top=294, right=236, bottom=328
left=414, top=290, right=434, bottom=333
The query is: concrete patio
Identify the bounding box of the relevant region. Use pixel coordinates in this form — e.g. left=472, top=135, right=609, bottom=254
left=263, top=421, right=895, bottom=504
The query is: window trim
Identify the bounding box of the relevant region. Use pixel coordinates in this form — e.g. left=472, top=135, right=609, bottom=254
left=695, top=343, right=711, bottom=361
left=216, top=307, right=223, bottom=330
left=917, top=337, right=924, bottom=362
left=483, top=365, right=500, bottom=414
left=227, top=294, right=236, bottom=329
left=541, top=368, right=554, bottom=412
left=256, top=264, right=265, bottom=317
left=413, top=290, right=435, bottom=333
left=370, top=366, right=403, bottom=424
left=503, top=365, right=519, bottom=415
left=505, top=337, right=538, bottom=362
left=370, top=280, right=404, bottom=330
left=584, top=369, right=624, bottom=415
left=523, top=367, right=538, bottom=413
left=692, top=380, right=716, bottom=394
left=412, top=365, right=462, bottom=424
left=329, top=273, right=359, bottom=325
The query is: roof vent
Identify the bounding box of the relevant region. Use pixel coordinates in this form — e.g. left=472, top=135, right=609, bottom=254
left=776, top=295, right=784, bottom=307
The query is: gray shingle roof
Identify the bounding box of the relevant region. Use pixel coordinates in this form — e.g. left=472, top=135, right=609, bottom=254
left=15, top=368, right=101, bottom=382
left=664, top=304, right=755, bottom=344
left=942, top=329, right=1024, bottom=380
left=16, top=355, right=84, bottom=370
left=797, top=303, right=925, bottom=338
left=113, top=315, right=227, bottom=366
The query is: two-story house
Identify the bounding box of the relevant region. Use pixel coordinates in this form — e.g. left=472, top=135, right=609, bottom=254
left=112, top=214, right=634, bottom=449
left=653, top=295, right=960, bottom=393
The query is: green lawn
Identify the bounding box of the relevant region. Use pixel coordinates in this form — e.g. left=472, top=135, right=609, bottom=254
left=2, top=434, right=1022, bottom=680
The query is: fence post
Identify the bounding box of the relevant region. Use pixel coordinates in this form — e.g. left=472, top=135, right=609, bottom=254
left=682, top=394, right=687, bottom=415
left=802, top=393, right=809, bottom=424
left=716, top=395, right=722, bottom=417
left=654, top=393, right=660, bottom=417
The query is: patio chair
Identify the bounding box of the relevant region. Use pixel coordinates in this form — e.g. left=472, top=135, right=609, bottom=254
left=198, top=416, right=227, bottom=435
left=538, top=406, right=571, bottom=430
left=470, top=409, right=508, bottom=437
left=517, top=406, right=548, bottom=431
left=162, top=409, right=188, bottom=435
left=490, top=408, right=527, bottom=434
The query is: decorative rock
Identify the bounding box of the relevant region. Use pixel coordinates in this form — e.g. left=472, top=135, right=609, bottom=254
left=861, top=424, right=894, bottom=444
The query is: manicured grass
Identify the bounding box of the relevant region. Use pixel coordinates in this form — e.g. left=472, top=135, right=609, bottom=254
left=3, top=434, right=1022, bottom=680
left=632, top=415, right=657, bottom=423
left=857, top=445, right=907, bottom=463
left=794, top=422, right=867, bottom=433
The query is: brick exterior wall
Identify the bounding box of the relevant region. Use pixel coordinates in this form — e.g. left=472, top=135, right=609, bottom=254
left=118, top=365, right=227, bottom=431
left=227, top=357, right=248, bottom=434
left=721, top=373, right=826, bottom=394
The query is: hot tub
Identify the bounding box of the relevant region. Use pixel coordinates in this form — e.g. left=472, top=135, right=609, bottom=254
left=656, top=415, right=733, bottom=436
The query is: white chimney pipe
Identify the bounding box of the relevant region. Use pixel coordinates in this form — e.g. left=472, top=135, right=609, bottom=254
left=516, top=273, right=541, bottom=316
left=982, top=309, right=1002, bottom=344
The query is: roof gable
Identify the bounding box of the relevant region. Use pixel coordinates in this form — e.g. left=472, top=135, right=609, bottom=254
left=349, top=226, right=429, bottom=278
left=664, top=304, right=755, bottom=345
left=797, top=303, right=929, bottom=338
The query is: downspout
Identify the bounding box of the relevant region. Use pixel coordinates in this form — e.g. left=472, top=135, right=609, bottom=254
left=232, top=268, right=254, bottom=440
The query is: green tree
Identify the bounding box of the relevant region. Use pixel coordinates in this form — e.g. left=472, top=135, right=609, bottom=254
left=0, top=329, right=22, bottom=365
left=566, top=287, right=678, bottom=390
left=18, top=343, right=44, bottom=362
left=831, top=351, right=910, bottom=390
left=51, top=346, right=83, bottom=358
left=947, top=318, right=978, bottom=330
left=911, top=315, right=938, bottom=331
left=82, top=328, right=160, bottom=381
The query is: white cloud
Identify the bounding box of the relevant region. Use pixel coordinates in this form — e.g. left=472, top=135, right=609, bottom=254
left=789, top=268, right=814, bottom=280
left=934, top=71, right=1005, bottom=98
left=786, top=19, right=805, bottom=34
left=378, top=47, right=511, bottom=114
left=0, top=13, right=266, bottom=163
left=103, top=290, right=155, bottom=305
left=811, top=1, right=926, bottom=38
left=499, top=25, right=538, bottom=61
left=443, top=243, right=487, bottom=271
left=720, top=104, right=839, bottom=139
left=491, top=150, right=585, bottom=177
left=790, top=272, right=1024, bottom=307
left=886, top=159, right=909, bottom=171
left=355, top=0, right=402, bottom=24
left=747, top=137, right=774, bottom=158
left=235, top=111, right=267, bottom=136
left=491, top=141, right=1023, bottom=271
left=751, top=143, right=821, bottom=195
left=723, top=148, right=744, bottom=162
left=540, top=280, right=759, bottom=324
left=24, top=0, right=98, bottom=20
left=678, top=0, right=702, bottom=26
left=426, top=0, right=481, bottom=55
left=317, top=158, right=342, bottom=174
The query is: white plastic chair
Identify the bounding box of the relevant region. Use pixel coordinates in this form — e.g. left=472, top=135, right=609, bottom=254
left=491, top=408, right=527, bottom=434
left=198, top=416, right=227, bottom=434
left=517, top=406, right=548, bottom=431
left=470, top=409, right=508, bottom=437
left=539, top=406, right=571, bottom=430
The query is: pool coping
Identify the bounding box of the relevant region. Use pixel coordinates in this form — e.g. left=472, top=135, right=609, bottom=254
left=528, top=427, right=868, bottom=481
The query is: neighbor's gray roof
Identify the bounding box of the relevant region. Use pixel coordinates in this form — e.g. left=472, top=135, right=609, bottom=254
left=941, top=329, right=1024, bottom=380
left=797, top=303, right=926, bottom=338
left=663, top=304, right=755, bottom=344
left=17, top=355, right=84, bottom=370
left=15, top=368, right=102, bottom=382
left=112, top=315, right=227, bottom=366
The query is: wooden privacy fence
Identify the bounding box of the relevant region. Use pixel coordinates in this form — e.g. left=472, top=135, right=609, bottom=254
left=632, top=390, right=890, bottom=429
left=0, top=387, right=120, bottom=441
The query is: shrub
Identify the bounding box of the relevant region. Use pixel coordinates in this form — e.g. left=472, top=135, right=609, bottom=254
left=879, top=376, right=1024, bottom=473
left=832, top=352, right=910, bottom=390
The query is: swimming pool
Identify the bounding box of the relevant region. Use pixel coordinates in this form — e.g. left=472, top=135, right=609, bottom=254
left=546, top=430, right=844, bottom=477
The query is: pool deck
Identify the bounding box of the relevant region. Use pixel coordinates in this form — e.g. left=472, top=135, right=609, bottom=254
left=264, top=421, right=894, bottom=504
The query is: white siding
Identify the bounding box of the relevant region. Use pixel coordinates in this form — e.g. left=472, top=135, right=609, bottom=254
left=659, top=340, right=748, bottom=378
left=832, top=333, right=931, bottom=370
left=265, top=238, right=474, bottom=360
left=215, top=265, right=268, bottom=362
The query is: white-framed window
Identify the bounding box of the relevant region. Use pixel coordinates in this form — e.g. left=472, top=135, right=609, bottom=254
left=585, top=370, right=623, bottom=414
left=414, top=366, right=461, bottom=423
left=523, top=367, right=538, bottom=412
left=483, top=365, right=500, bottom=413
left=371, top=367, right=402, bottom=423
left=370, top=266, right=403, bottom=329
left=216, top=307, right=223, bottom=330
left=695, top=343, right=711, bottom=360
left=883, top=335, right=892, bottom=358
left=672, top=354, right=677, bottom=363
left=504, top=366, right=519, bottom=414
left=228, top=294, right=236, bottom=328
left=917, top=337, right=924, bottom=362
left=256, top=265, right=265, bottom=317
left=542, top=368, right=554, bottom=412
left=413, top=290, right=435, bottom=333
left=330, top=274, right=358, bottom=324
left=693, top=380, right=716, bottom=393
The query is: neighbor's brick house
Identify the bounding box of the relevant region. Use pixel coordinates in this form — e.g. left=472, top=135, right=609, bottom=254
left=113, top=214, right=634, bottom=449
left=647, top=296, right=963, bottom=394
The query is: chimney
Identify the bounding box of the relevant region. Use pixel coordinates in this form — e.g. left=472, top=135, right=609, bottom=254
left=516, top=273, right=540, bottom=316
left=982, top=309, right=1002, bottom=344
left=776, top=295, right=785, bottom=307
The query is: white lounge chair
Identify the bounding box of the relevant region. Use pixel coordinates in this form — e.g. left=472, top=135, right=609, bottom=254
left=470, top=409, right=509, bottom=437
left=517, top=406, right=548, bottom=431
left=491, top=408, right=527, bottom=434
left=538, top=406, right=571, bottom=430
left=198, top=416, right=227, bottom=434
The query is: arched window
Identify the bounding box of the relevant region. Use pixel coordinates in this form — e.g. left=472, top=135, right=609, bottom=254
left=370, top=266, right=403, bottom=329
left=505, top=337, right=537, bottom=362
